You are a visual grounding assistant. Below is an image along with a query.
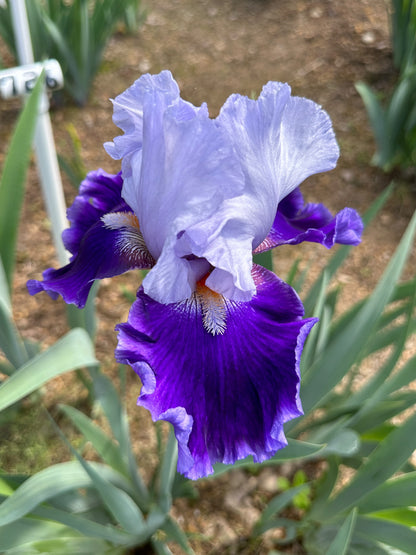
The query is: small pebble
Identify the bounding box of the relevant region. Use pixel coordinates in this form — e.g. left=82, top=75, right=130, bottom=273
left=310, top=7, right=323, bottom=18
left=138, top=59, right=151, bottom=73
left=362, top=30, right=376, bottom=45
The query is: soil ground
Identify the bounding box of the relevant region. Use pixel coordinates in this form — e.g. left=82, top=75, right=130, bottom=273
left=0, top=0, right=415, bottom=553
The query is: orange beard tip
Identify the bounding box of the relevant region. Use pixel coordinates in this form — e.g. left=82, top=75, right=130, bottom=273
left=101, top=212, right=140, bottom=230
left=195, top=281, right=227, bottom=336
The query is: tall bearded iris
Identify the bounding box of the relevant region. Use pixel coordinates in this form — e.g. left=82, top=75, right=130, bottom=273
left=28, top=71, right=363, bottom=479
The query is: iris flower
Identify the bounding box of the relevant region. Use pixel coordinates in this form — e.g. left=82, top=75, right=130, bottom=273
left=28, top=71, right=363, bottom=479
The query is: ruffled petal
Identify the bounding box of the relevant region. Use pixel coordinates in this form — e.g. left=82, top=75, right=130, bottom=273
left=27, top=211, right=154, bottom=307
left=178, top=82, right=340, bottom=302
left=104, top=70, right=207, bottom=221
left=103, top=71, right=180, bottom=208
left=269, top=84, right=340, bottom=196
left=255, top=188, right=363, bottom=252
left=174, top=212, right=256, bottom=301
left=104, top=71, right=179, bottom=158
left=105, top=75, right=342, bottom=306
left=115, top=264, right=317, bottom=479
left=216, top=83, right=339, bottom=243
left=215, top=83, right=293, bottom=248
left=63, top=169, right=129, bottom=256
left=111, top=79, right=244, bottom=304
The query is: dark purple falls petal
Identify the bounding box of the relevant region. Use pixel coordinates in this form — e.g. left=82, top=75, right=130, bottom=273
left=27, top=215, right=154, bottom=308
left=63, top=169, right=130, bottom=256
left=115, top=264, right=317, bottom=479
left=255, top=188, right=363, bottom=253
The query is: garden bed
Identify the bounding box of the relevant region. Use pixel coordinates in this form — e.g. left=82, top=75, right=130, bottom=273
left=0, top=0, right=415, bottom=553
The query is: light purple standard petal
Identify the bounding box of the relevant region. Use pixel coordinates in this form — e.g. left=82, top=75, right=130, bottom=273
left=115, top=265, right=317, bottom=479
left=63, top=170, right=130, bottom=256
left=104, top=70, right=200, bottom=218
left=104, top=74, right=345, bottom=306
left=178, top=81, right=341, bottom=302
left=114, top=80, right=244, bottom=305
left=104, top=70, right=179, bottom=163
left=216, top=83, right=340, bottom=246
left=255, top=188, right=363, bottom=253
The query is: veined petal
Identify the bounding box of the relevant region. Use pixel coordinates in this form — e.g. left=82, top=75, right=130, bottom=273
left=27, top=212, right=154, bottom=308
left=143, top=235, right=212, bottom=304
left=63, top=169, right=129, bottom=256
left=255, top=188, right=363, bottom=252
left=130, top=90, right=244, bottom=304
left=215, top=83, right=291, bottom=248
left=105, top=71, right=246, bottom=305
left=174, top=82, right=341, bottom=303
left=115, top=265, right=317, bottom=479
left=104, top=70, right=179, bottom=166
left=216, top=82, right=340, bottom=250
left=105, top=75, right=342, bottom=306
left=104, top=70, right=207, bottom=221
left=271, top=85, right=340, bottom=196
left=174, top=214, right=255, bottom=301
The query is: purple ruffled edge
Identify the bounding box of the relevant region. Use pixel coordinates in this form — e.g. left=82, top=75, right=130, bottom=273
left=255, top=188, right=363, bottom=253
left=115, top=265, right=318, bottom=479
left=27, top=170, right=153, bottom=307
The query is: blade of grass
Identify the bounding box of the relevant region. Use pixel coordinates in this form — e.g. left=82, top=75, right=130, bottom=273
left=33, top=503, right=134, bottom=545
left=0, top=328, right=97, bottom=412
left=0, top=300, right=29, bottom=368
left=325, top=508, right=357, bottom=555
left=253, top=484, right=310, bottom=536
left=303, top=182, right=393, bottom=316
left=307, top=457, right=338, bottom=517
left=358, top=472, right=416, bottom=513
left=0, top=518, right=79, bottom=552
left=352, top=392, right=416, bottom=434
left=47, top=416, right=147, bottom=537
left=158, top=427, right=178, bottom=513
left=367, top=508, right=416, bottom=526
left=314, top=409, right=416, bottom=519
left=0, top=257, right=11, bottom=314
left=347, top=301, right=416, bottom=420
left=0, top=461, right=134, bottom=526
left=0, top=73, right=43, bottom=288
left=347, top=278, right=416, bottom=410
left=355, top=515, right=416, bottom=553
left=92, top=371, right=149, bottom=506
left=59, top=404, right=127, bottom=475
left=160, top=516, right=195, bottom=555
left=7, top=535, right=120, bottom=554
left=355, top=82, right=389, bottom=164
left=300, top=270, right=329, bottom=375
left=301, top=211, right=416, bottom=414
left=379, top=353, right=416, bottom=397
